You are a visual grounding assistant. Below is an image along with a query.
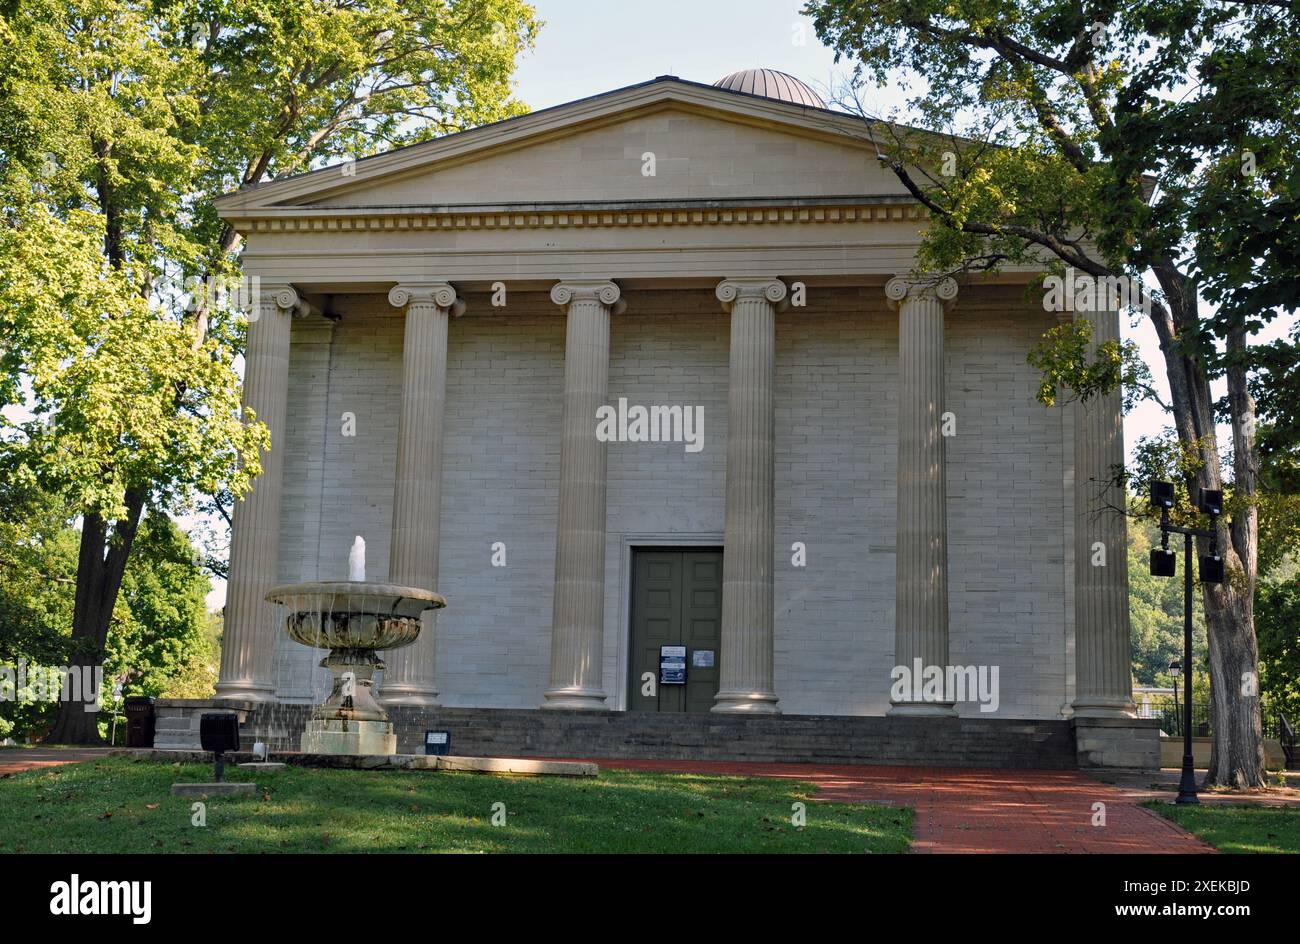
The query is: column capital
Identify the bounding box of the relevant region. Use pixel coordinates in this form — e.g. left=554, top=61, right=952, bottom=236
left=885, top=276, right=959, bottom=311
left=550, top=279, right=623, bottom=312
left=260, top=283, right=321, bottom=319
left=388, top=282, right=463, bottom=315
left=715, top=277, right=787, bottom=312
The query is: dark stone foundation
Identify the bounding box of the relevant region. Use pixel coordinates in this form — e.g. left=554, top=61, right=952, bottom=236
left=152, top=699, right=1109, bottom=768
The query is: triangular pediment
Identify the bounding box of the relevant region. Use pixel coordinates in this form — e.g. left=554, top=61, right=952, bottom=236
left=214, top=77, right=914, bottom=217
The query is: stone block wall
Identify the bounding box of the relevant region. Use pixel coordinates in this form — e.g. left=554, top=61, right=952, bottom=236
left=269, top=284, right=1072, bottom=718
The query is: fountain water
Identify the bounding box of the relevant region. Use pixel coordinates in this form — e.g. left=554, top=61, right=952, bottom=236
left=266, top=536, right=444, bottom=755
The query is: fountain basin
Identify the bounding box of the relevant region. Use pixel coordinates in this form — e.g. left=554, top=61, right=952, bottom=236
left=267, top=581, right=445, bottom=650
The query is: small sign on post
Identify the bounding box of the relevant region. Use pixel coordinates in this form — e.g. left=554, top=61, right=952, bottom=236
left=424, top=730, right=451, bottom=756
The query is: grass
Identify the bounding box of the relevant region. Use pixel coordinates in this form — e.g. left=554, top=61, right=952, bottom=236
left=0, top=756, right=913, bottom=854
left=1147, top=802, right=1300, bottom=854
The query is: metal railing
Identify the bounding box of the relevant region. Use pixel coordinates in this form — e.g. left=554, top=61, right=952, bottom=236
left=1139, top=697, right=1289, bottom=741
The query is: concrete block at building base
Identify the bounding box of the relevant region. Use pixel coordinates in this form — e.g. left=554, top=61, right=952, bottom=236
left=300, top=719, right=395, bottom=755
left=170, top=782, right=257, bottom=797
left=1071, top=717, right=1160, bottom=770
left=152, top=698, right=254, bottom=751
left=237, top=761, right=287, bottom=771
left=1159, top=736, right=1287, bottom=770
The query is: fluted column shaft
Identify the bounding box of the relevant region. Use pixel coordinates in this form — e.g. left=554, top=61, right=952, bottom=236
left=712, top=278, right=785, bottom=714
left=887, top=277, right=958, bottom=716
left=378, top=283, right=459, bottom=707
left=542, top=280, right=623, bottom=710
left=1073, top=306, right=1136, bottom=716
left=215, top=284, right=299, bottom=702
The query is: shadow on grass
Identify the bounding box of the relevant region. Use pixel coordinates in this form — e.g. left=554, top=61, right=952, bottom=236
left=0, top=756, right=913, bottom=854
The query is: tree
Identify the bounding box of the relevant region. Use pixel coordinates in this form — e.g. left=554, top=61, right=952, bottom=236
left=106, top=513, right=214, bottom=699
left=0, top=0, right=539, bottom=743
left=0, top=488, right=213, bottom=740
left=0, top=483, right=78, bottom=740
left=806, top=0, right=1298, bottom=788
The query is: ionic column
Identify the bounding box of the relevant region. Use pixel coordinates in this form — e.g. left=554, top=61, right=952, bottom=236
left=216, top=284, right=303, bottom=703
left=378, top=282, right=462, bottom=707
left=712, top=277, right=785, bottom=714
left=886, top=276, right=958, bottom=716
left=1072, top=306, right=1136, bottom=716
left=542, top=280, right=623, bottom=710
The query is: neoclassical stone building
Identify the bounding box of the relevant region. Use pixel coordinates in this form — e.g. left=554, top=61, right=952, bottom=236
left=202, top=71, right=1151, bottom=764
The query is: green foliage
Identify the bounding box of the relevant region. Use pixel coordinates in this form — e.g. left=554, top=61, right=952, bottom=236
left=1257, top=578, right=1300, bottom=723
left=0, top=486, right=78, bottom=739
left=805, top=0, right=1297, bottom=390
left=1, top=0, right=540, bottom=523
left=1128, top=425, right=1300, bottom=576
left=104, top=514, right=213, bottom=698
left=0, top=495, right=213, bottom=739
left=0, top=202, right=266, bottom=519
left=1027, top=319, right=1151, bottom=411
left=1253, top=325, right=1300, bottom=489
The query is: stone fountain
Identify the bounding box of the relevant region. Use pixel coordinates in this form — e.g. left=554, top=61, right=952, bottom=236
left=266, top=537, right=445, bottom=755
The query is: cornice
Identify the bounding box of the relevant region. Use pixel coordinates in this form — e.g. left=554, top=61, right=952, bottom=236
left=231, top=199, right=928, bottom=235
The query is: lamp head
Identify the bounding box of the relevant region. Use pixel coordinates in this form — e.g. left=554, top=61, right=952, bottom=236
left=199, top=712, right=240, bottom=755
left=1150, top=547, right=1176, bottom=577
left=1199, top=554, right=1224, bottom=584
left=1150, top=480, right=1176, bottom=510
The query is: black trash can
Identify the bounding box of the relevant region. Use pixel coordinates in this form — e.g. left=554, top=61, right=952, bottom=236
left=124, top=696, right=156, bottom=748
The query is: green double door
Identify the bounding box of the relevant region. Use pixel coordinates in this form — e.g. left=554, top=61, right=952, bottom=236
left=627, top=548, right=723, bottom=713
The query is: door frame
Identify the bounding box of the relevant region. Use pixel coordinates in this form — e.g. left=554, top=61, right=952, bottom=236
left=615, top=533, right=724, bottom=711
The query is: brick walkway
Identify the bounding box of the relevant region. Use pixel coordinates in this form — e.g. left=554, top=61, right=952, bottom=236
left=0, top=747, right=115, bottom=776
left=587, top=759, right=1214, bottom=853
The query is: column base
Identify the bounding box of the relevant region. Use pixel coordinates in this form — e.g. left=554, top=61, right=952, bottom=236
left=888, top=701, right=957, bottom=718
left=1072, top=717, right=1159, bottom=769
left=711, top=691, right=780, bottom=714
left=1071, top=696, right=1136, bottom=719
left=541, top=687, right=607, bottom=710
left=376, top=685, right=441, bottom=709
left=212, top=681, right=278, bottom=704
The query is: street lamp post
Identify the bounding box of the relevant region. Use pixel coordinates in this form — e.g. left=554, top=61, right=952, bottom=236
left=1149, top=481, right=1223, bottom=806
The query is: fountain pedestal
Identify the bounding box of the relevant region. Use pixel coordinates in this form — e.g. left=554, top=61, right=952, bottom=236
left=266, top=582, right=445, bottom=755
left=301, top=650, right=397, bottom=754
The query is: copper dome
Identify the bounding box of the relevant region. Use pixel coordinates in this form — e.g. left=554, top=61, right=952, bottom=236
left=712, top=69, right=826, bottom=108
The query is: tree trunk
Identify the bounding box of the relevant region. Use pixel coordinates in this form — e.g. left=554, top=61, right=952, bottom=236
left=1148, top=271, right=1266, bottom=788
left=44, top=490, right=146, bottom=745
left=1204, top=319, right=1266, bottom=788
left=1204, top=582, right=1267, bottom=787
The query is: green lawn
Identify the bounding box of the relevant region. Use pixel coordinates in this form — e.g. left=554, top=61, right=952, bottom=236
left=1147, top=802, right=1300, bottom=854
left=0, top=756, right=912, bottom=853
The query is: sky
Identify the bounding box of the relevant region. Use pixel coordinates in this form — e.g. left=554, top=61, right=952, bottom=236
left=510, top=0, right=848, bottom=112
